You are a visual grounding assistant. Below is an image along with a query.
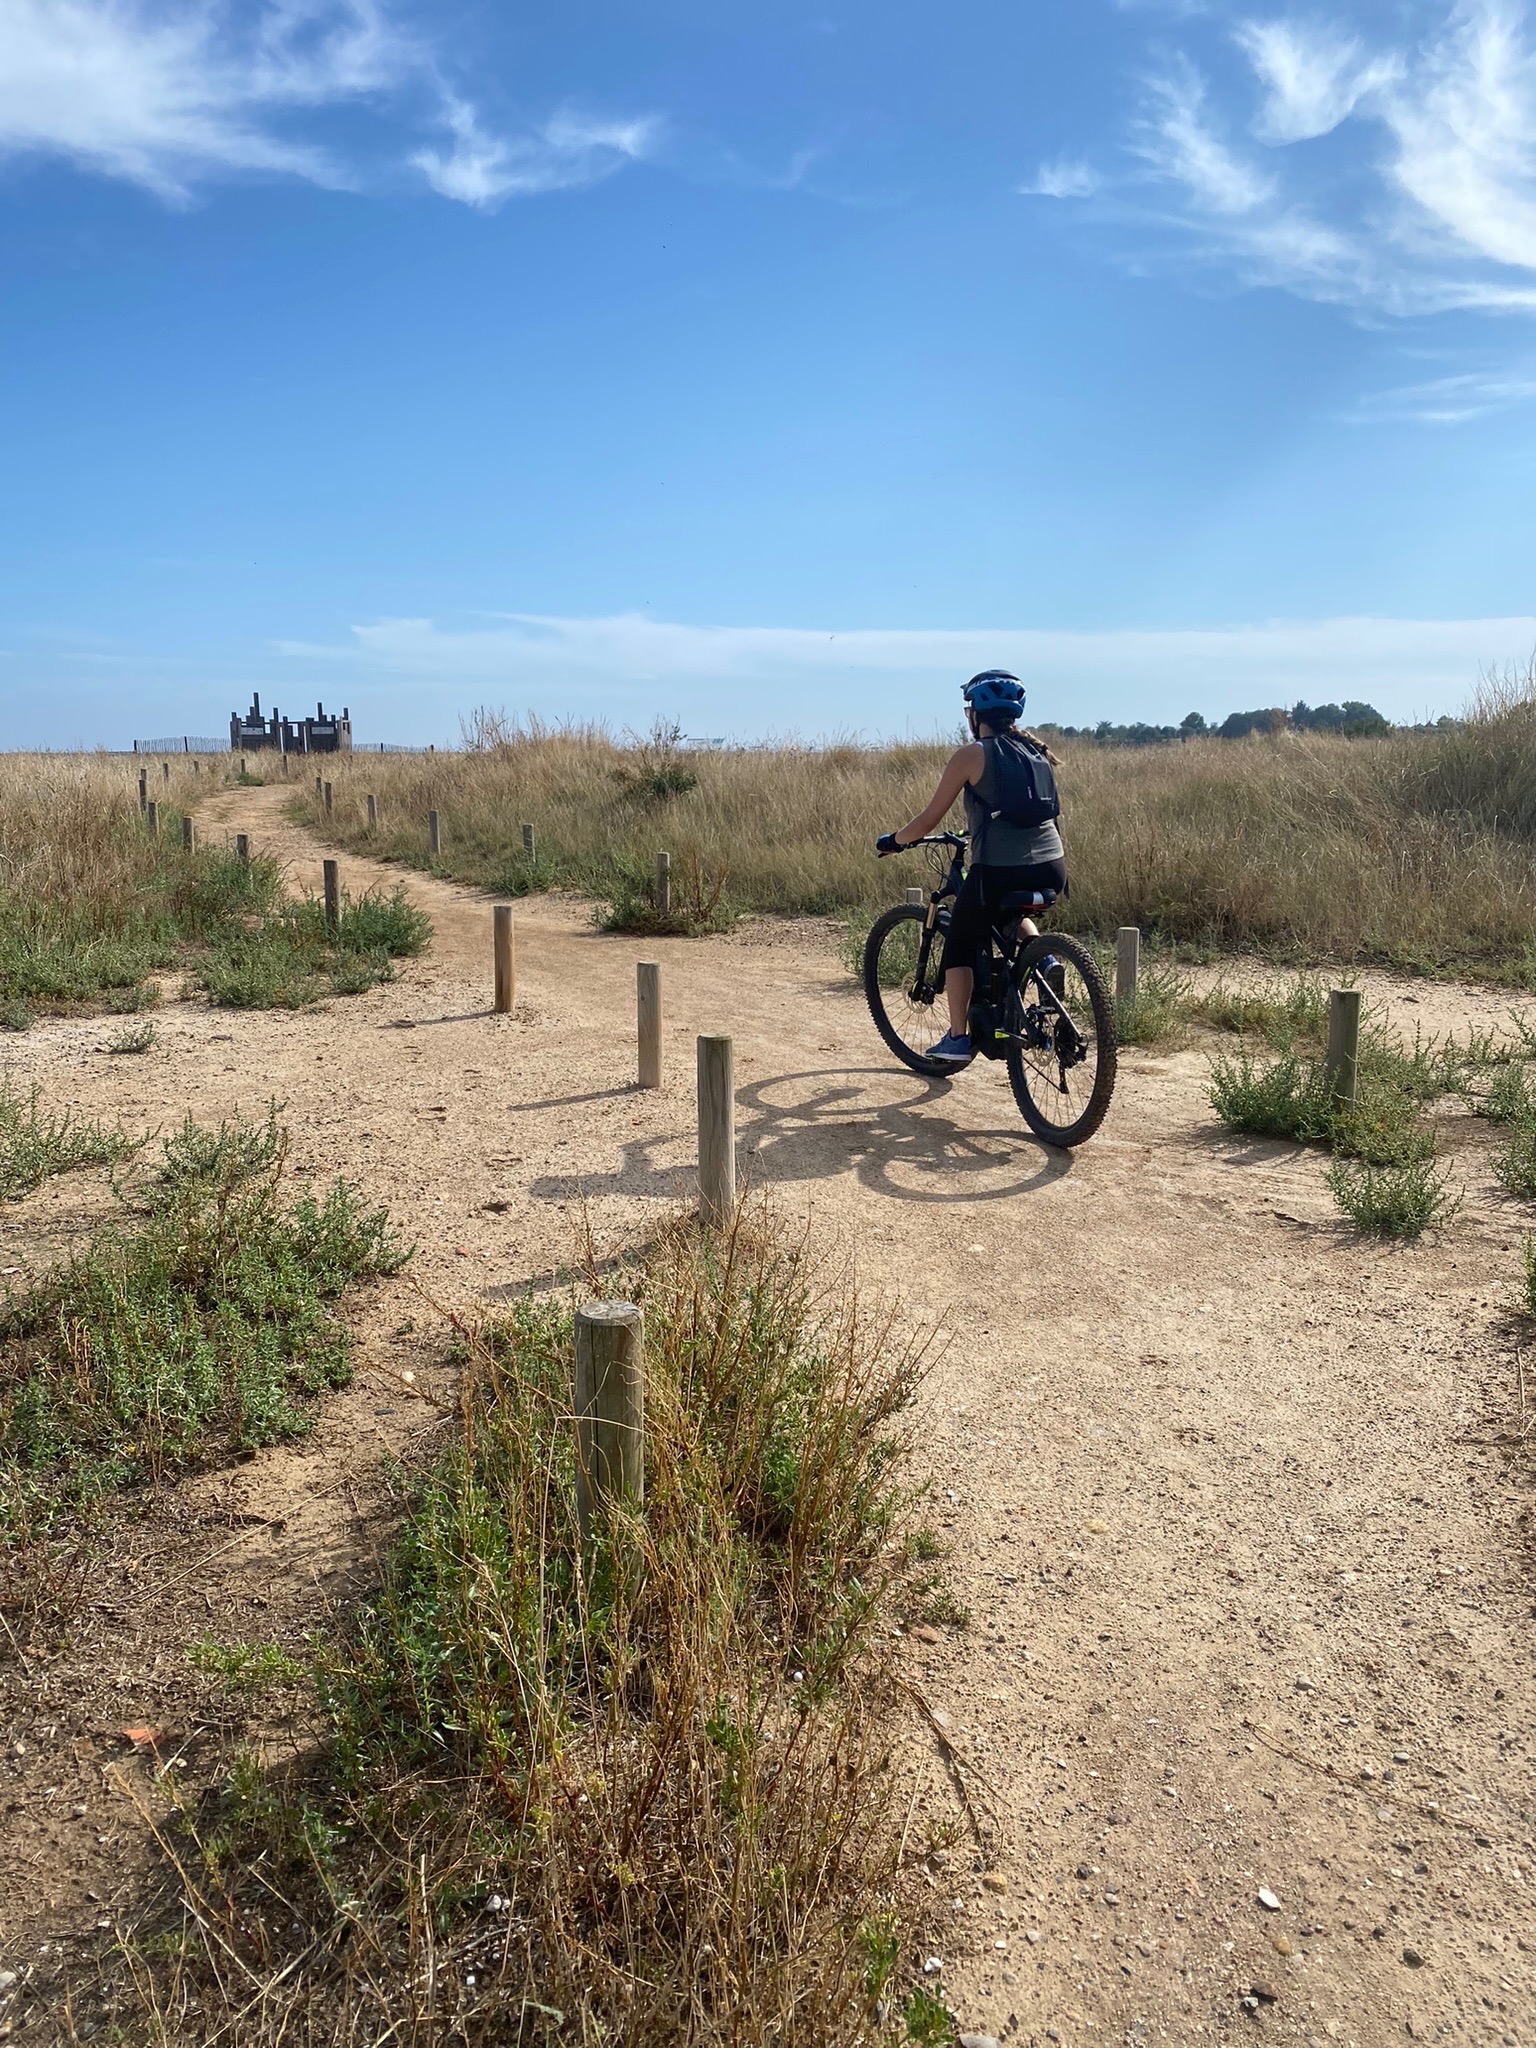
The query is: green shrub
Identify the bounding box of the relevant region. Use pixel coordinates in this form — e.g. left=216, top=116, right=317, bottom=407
left=1326, top=1157, right=1459, bottom=1239
left=0, top=1082, right=129, bottom=1202
left=198, top=885, right=431, bottom=1008
left=0, top=1109, right=404, bottom=1529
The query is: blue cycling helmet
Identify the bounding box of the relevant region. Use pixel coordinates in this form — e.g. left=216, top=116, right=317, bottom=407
left=962, top=669, right=1026, bottom=721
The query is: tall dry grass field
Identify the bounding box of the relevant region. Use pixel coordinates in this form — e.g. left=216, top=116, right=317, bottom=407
left=0, top=753, right=426, bottom=1022
left=312, top=686, right=1536, bottom=980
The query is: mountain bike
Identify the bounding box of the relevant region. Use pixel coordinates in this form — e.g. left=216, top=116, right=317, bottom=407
left=862, top=833, right=1117, bottom=1148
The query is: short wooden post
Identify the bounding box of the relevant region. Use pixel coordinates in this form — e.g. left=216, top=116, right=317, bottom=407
left=323, top=858, right=340, bottom=935
left=1115, top=926, right=1141, bottom=1009
left=192, top=760, right=200, bottom=778
left=366, top=793, right=377, bottom=829
left=655, top=850, right=671, bottom=916
left=281, top=755, right=289, bottom=778
left=146, top=801, right=159, bottom=836
left=428, top=809, right=441, bottom=856
left=1326, top=988, right=1362, bottom=1109
left=697, top=1034, right=736, bottom=1227
left=240, top=754, right=246, bottom=776
left=323, top=780, right=333, bottom=816
left=637, top=962, right=662, bottom=1089
left=236, top=833, right=250, bottom=863
left=522, top=822, right=535, bottom=858
left=905, top=887, right=924, bottom=906
left=137, top=769, right=147, bottom=813
left=162, top=761, right=170, bottom=781
left=573, top=1302, right=645, bottom=1545
left=315, top=774, right=323, bottom=795
left=181, top=815, right=195, bottom=851
left=493, top=905, right=514, bottom=1013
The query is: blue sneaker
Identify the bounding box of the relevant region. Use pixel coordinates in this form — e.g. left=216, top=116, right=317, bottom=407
left=928, top=1031, right=974, bottom=1065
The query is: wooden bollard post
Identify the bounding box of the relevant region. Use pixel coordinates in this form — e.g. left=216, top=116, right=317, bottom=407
left=655, top=849, right=671, bottom=916
left=1115, top=926, right=1141, bottom=1009
left=366, top=793, right=377, bottom=829
left=323, top=858, right=340, bottom=936
left=493, top=905, right=515, bottom=1013
left=573, top=1302, right=645, bottom=1545
left=146, top=801, right=159, bottom=836
left=162, top=761, right=170, bottom=781
left=637, top=962, right=662, bottom=1088
left=1326, top=988, right=1362, bottom=1109
left=428, top=809, right=441, bottom=856
left=281, top=754, right=289, bottom=778
left=181, top=815, right=195, bottom=851
left=697, top=1034, right=736, bottom=1227
left=315, top=774, right=323, bottom=795
left=905, top=887, right=924, bottom=906
left=239, top=754, right=246, bottom=776
left=137, top=769, right=147, bottom=813
left=323, top=780, right=333, bottom=816
left=521, top=822, right=535, bottom=858
left=236, top=833, right=250, bottom=863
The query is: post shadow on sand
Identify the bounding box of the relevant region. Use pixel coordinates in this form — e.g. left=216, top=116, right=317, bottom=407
left=522, top=1064, right=1073, bottom=1209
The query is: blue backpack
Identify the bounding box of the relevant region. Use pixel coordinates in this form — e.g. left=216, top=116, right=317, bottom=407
left=983, top=732, right=1060, bottom=831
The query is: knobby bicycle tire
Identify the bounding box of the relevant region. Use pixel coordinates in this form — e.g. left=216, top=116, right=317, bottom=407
left=1006, top=932, right=1117, bottom=1147
left=863, top=902, right=950, bottom=1078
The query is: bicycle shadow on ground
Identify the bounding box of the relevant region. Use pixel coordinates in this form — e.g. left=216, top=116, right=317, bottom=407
left=736, top=1066, right=1073, bottom=1204
left=522, top=1064, right=1072, bottom=1210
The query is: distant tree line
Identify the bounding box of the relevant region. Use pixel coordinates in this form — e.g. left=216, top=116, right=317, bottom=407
left=1038, top=699, right=1413, bottom=748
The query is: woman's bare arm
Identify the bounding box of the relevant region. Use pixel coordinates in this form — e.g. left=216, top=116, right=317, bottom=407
left=893, top=743, right=983, bottom=846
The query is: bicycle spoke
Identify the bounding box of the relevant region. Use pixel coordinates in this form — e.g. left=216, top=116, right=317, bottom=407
left=1006, top=940, right=1115, bottom=1144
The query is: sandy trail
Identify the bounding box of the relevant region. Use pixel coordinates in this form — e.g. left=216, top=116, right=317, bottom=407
left=2, top=778, right=1532, bottom=2048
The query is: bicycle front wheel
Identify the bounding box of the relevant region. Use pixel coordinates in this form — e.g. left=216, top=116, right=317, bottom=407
left=863, top=902, right=951, bottom=1077
left=1006, top=933, right=1117, bottom=1147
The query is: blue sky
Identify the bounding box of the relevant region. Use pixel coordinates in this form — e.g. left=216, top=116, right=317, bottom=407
left=4, top=0, right=1536, bottom=747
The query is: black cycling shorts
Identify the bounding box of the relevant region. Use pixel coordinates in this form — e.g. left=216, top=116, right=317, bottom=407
left=939, top=859, right=1068, bottom=979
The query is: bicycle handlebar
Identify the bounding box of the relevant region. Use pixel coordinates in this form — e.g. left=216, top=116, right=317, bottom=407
left=904, top=832, right=966, bottom=850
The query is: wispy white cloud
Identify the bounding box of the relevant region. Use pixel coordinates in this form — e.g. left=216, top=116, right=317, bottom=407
left=1343, top=366, right=1536, bottom=423
left=0, top=0, right=656, bottom=209
left=1236, top=18, right=1397, bottom=143
left=1021, top=157, right=1102, bottom=200
left=1093, top=2, right=1536, bottom=318
left=1137, top=58, right=1275, bottom=215
left=413, top=102, right=658, bottom=207
left=269, top=607, right=1533, bottom=732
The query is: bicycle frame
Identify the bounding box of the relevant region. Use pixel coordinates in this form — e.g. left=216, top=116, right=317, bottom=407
left=899, top=833, right=1078, bottom=1044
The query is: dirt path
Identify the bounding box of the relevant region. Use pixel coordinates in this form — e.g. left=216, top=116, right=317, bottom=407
left=2, top=780, right=1533, bottom=2048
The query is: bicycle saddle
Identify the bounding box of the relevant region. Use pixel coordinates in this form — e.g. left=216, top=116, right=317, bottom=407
left=997, top=888, right=1058, bottom=915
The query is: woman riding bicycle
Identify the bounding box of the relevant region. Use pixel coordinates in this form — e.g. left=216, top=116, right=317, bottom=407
left=875, top=670, right=1065, bottom=1066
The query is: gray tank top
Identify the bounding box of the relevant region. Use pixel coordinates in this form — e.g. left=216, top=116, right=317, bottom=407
left=965, top=738, right=1065, bottom=867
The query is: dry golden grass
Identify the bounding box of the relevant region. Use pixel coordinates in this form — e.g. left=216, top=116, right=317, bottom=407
left=0, top=753, right=426, bottom=1022
left=309, top=690, right=1536, bottom=981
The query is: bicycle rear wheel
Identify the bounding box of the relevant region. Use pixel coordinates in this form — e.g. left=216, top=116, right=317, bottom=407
left=1005, top=933, right=1117, bottom=1147
left=863, top=903, right=951, bottom=1077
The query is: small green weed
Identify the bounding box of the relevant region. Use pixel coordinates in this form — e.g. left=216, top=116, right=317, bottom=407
left=1479, top=1062, right=1536, bottom=1126
left=1523, top=1236, right=1536, bottom=1316
left=1326, top=1157, right=1459, bottom=1239
left=1115, top=955, right=1189, bottom=1050
left=0, top=1108, right=404, bottom=1529
left=190, top=1638, right=306, bottom=1696
left=904, top=1984, right=958, bottom=2045
left=0, top=1082, right=128, bottom=1202
left=1493, top=1119, right=1536, bottom=1200
left=106, top=1021, right=157, bottom=1054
